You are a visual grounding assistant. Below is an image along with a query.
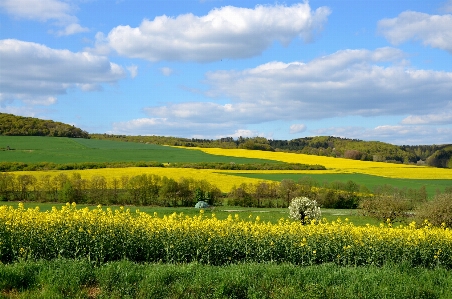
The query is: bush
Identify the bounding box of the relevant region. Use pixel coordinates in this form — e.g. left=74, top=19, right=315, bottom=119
left=288, top=196, right=321, bottom=224
left=359, top=195, right=411, bottom=223
left=415, top=193, right=452, bottom=227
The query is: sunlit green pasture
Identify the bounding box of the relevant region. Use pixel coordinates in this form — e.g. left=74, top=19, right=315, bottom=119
left=227, top=172, right=452, bottom=198
left=0, top=136, right=275, bottom=164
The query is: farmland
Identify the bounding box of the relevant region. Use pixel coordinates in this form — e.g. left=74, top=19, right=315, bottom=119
left=2, top=135, right=452, bottom=297
left=192, top=147, right=452, bottom=179
left=0, top=136, right=277, bottom=164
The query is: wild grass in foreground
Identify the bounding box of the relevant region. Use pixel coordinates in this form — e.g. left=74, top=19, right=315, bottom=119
left=1, top=259, right=451, bottom=299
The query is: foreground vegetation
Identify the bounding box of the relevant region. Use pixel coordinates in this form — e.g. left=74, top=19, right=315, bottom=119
left=2, top=259, right=452, bottom=299
left=1, top=203, right=451, bottom=268
left=2, top=113, right=452, bottom=297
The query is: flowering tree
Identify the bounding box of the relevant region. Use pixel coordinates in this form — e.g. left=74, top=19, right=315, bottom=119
left=288, top=196, right=321, bottom=224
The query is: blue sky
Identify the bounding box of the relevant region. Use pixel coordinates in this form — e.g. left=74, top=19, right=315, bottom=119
left=1, top=0, right=451, bottom=145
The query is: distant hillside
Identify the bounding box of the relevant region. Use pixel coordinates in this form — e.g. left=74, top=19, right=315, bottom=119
left=0, top=113, right=89, bottom=138
left=91, top=134, right=452, bottom=168
left=1, top=113, right=450, bottom=168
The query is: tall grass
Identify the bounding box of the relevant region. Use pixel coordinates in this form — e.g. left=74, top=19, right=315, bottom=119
left=1, top=259, right=451, bottom=298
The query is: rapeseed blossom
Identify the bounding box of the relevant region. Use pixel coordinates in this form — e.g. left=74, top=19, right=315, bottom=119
left=0, top=204, right=451, bottom=268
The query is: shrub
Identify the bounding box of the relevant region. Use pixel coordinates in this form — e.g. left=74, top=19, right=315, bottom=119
left=415, top=193, right=452, bottom=227
left=288, top=196, right=321, bottom=224
left=359, top=195, right=411, bottom=223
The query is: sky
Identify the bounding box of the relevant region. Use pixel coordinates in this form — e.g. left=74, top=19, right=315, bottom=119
left=0, top=0, right=451, bottom=145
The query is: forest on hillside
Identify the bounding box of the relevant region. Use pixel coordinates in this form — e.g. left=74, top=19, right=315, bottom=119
left=0, top=113, right=89, bottom=138
left=1, top=113, right=451, bottom=168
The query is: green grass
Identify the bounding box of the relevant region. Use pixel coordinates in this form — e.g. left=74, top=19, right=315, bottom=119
left=0, top=136, right=276, bottom=164
left=1, top=259, right=451, bottom=298
left=228, top=173, right=452, bottom=198
left=0, top=201, right=381, bottom=226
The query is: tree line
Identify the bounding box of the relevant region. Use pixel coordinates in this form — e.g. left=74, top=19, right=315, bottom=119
left=1, top=172, right=437, bottom=210
left=0, top=161, right=325, bottom=172
left=0, top=173, right=223, bottom=207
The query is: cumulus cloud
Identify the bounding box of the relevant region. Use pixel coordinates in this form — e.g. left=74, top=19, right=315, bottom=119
left=290, top=124, right=307, bottom=134
left=401, top=113, right=452, bottom=125
left=0, top=39, right=126, bottom=105
left=312, top=125, right=452, bottom=145
left=110, top=117, right=239, bottom=137
left=378, top=11, right=452, bottom=53
left=0, top=0, right=88, bottom=36
left=106, top=3, right=330, bottom=62
left=202, top=48, right=452, bottom=119
left=135, top=47, right=452, bottom=140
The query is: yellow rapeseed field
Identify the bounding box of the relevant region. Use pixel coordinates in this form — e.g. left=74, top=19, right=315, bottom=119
left=185, top=147, right=452, bottom=179
left=1, top=203, right=451, bottom=267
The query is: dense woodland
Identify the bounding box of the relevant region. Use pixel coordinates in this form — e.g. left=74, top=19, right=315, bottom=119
left=0, top=113, right=89, bottom=138
left=1, top=113, right=451, bottom=168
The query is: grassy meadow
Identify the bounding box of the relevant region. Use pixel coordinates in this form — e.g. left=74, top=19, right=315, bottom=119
left=227, top=172, right=452, bottom=198
left=2, top=136, right=452, bottom=297
left=0, top=136, right=276, bottom=164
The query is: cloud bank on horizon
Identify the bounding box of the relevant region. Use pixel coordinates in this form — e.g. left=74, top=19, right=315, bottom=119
left=0, top=0, right=451, bottom=145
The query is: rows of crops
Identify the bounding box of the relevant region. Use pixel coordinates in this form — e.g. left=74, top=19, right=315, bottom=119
left=1, top=203, right=451, bottom=268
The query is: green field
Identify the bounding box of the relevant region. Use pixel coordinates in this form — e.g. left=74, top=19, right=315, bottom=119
left=0, top=136, right=276, bottom=164
left=228, top=172, right=452, bottom=198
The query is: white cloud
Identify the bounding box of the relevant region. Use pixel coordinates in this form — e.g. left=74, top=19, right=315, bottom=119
left=160, top=67, right=174, bottom=76
left=290, top=124, right=307, bottom=134
left=85, top=32, right=111, bottom=55
left=107, top=3, right=331, bottom=62
left=110, top=116, right=270, bottom=139
left=55, top=23, right=89, bottom=36
left=401, top=112, right=452, bottom=125
left=378, top=11, right=452, bottom=53
left=201, top=48, right=452, bottom=119
left=312, top=125, right=452, bottom=145
left=0, top=39, right=126, bottom=105
left=135, top=47, right=452, bottom=141
left=110, top=117, right=239, bottom=137
left=0, top=0, right=88, bottom=36
left=127, top=65, right=138, bottom=78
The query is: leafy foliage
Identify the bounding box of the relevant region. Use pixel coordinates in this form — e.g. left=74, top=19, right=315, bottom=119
left=415, top=192, right=452, bottom=227
left=0, top=113, right=89, bottom=138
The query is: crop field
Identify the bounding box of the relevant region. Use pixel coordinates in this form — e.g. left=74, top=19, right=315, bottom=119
left=0, top=136, right=276, bottom=164
left=1, top=203, right=451, bottom=268
left=226, top=172, right=452, bottom=198
left=2, top=137, right=452, bottom=297
left=189, top=147, right=452, bottom=179
left=0, top=201, right=380, bottom=226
